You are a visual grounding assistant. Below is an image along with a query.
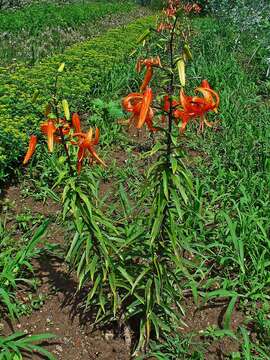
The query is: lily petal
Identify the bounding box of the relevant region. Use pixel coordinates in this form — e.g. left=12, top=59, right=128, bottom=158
left=137, top=87, right=153, bottom=129
left=72, top=113, right=81, bottom=133
left=23, top=135, right=38, bottom=164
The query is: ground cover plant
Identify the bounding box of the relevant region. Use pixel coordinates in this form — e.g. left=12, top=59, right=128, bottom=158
left=0, top=218, right=57, bottom=359
left=0, top=0, right=270, bottom=358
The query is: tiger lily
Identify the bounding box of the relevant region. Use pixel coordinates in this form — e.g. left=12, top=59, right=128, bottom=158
left=72, top=112, right=81, bottom=133
left=174, top=80, right=219, bottom=133
left=40, top=119, right=56, bottom=152
left=122, top=87, right=157, bottom=132
left=136, top=57, right=161, bottom=92
left=23, top=135, right=38, bottom=165
left=157, top=22, right=173, bottom=32
left=72, top=127, right=106, bottom=173
left=40, top=118, right=71, bottom=149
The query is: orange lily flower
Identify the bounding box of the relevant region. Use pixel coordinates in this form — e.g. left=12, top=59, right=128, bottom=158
left=41, top=118, right=71, bottom=148
left=73, top=127, right=106, bottom=173
left=23, top=135, right=38, bottom=165
left=174, top=80, right=219, bottom=133
left=136, top=57, right=161, bottom=92
left=72, top=113, right=81, bottom=133
left=40, top=119, right=56, bottom=152
left=157, top=22, right=173, bottom=32
left=122, top=87, right=157, bottom=132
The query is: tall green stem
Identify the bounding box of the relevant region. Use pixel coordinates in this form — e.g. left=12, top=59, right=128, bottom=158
left=52, top=73, right=73, bottom=176
left=166, top=16, right=178, bottom=165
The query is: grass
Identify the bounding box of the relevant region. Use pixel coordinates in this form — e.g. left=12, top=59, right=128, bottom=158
left=0, top=0, right=149, bottom=65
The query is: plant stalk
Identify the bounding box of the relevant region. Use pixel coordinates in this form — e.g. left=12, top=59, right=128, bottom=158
left=52, top=73, right=73, bottom=176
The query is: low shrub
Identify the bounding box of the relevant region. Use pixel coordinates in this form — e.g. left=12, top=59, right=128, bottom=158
left=0, top=16, right=155, bottom=182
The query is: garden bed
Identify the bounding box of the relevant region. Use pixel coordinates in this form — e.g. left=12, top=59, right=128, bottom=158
left=0, top=1, right=270, bottom=359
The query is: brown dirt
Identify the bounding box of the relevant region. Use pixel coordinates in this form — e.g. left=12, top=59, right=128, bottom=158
left=4, top=186, right=61, bottom=217
left=1, top=184, right=129, bottom=359
left=180, top=297, right=245, bottom=359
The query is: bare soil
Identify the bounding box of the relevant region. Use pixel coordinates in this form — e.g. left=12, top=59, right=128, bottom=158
left=0, top=146, right=246, bottom=359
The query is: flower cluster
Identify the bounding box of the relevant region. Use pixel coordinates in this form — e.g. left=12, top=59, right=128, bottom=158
left=121, top=56, right=162, bottom=132
left=164, top=0, right=180, bottom=17
left=122, top=67, right=219, bottom=134
left=23, top=113, right=105, bottom=173
left=183, top=3, right=202, bottom=14
left=172, top=80, right=219, bottom=133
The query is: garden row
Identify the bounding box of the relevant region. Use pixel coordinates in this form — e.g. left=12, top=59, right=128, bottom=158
left=0, top=0, right=150, bottom=65
left=0, top=15, right=154, bottom=182
left=0, top=1, right=135, bottom=34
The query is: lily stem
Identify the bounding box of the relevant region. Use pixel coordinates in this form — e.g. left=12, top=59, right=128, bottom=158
left=166, top=15, right=178, bottom=177
left=53, top=72, right=73, bottom=176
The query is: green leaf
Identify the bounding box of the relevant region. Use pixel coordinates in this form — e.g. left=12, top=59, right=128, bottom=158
left=132, top=268, right=150, bottom=294
left=162, top=171, right=169, bottom=200
left=224, top=296, right=238, bottom=330
left=171, top=157, right=177, bottom=174
left=136, top=28, right=151, bottom=44
left=117, top=266, right=133, bottom=287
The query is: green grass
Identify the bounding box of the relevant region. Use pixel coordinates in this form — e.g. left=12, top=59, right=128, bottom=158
left=0, top=1, right=134, bottom=33
left=188, top=16, right=270, bottom=297
left=0, top=0, right=149, bottom=65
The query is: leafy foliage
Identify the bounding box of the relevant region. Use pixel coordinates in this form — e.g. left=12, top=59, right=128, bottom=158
left=0, top=15, right=155, bottom=183
left=0, top=219, right=48, bottom=318
left=0, top=332, right=56, bottom=360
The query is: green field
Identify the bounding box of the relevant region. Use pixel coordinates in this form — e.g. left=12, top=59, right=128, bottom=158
left=0, top=0, right=151, bottom=65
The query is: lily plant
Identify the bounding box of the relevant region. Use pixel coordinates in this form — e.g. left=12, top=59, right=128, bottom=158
left=23, top=65, right=105, bottom=174
left=118, top=0, right=220, bottom=353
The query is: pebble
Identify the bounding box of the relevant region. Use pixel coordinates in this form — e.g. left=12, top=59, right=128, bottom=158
left=63, top=336, right=71, bottom=344
left=55, top=345, right=63, bottom=353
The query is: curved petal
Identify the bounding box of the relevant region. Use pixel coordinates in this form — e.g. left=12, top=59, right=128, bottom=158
left=196, top=87, right=220, bottom=110
left=84, top=128, right=93, bottom=146
left=137, top=87, right=153, bottom=129
left=23, top=135, right=38, bottom=164
left=140, top=66, right=153, bottom=92
left=201, top=79, right=211, bottom=89
left=180, top=89, right=193, bottom=112
left=72, top=113, right=81, bottom=133
left=122, top=93, right=142, bottom=112
left=87, top=146, right=106, bottom=167
left=78, top=146, right=85, bottom=163
left=47, top=119, right=56, bottom=152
